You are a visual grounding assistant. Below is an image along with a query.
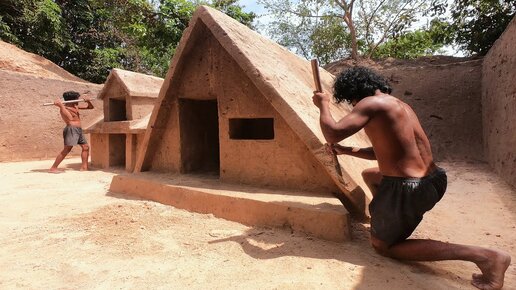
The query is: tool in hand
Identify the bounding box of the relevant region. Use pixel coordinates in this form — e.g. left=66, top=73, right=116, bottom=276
left=43, top=91, right=95, bottom=106
left=42, top=98, right=97, bottom=106
left=311, top=59, right=343, bottom=177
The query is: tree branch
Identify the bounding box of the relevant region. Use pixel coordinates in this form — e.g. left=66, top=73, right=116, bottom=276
left=367, top=0, right=415, bottom=58
left=364, top=0, right=389, bottom=45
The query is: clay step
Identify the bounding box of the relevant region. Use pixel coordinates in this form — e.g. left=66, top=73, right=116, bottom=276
left=109, top=173, right=351, bottom=242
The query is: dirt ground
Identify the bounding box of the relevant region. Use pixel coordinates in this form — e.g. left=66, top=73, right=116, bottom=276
left=0, top=158, right=514, bottom=289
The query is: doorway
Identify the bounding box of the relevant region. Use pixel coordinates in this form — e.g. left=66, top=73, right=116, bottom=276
left=179, top=99, right=220, bottom=175
left=109, top=134, right=126, bottom=167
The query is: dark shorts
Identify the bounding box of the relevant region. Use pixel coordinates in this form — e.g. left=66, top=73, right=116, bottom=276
left=369, top=167, right=447, bottom=247
left=63, top=125, right=87, bottom=146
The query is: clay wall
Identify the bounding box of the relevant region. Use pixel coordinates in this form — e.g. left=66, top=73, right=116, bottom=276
left=130, top=98, right=155, bottom=120
left=482, top=17, right=516, bottom=188
left=327, top=60, right=484, bottom=161
left=213, top=48, right=339, bottom=192
left=144, top=91, right=181, bottom=172
left=0, top=71, right=102, bottom=161
left=90, top=133, right=109, bottom=168
left=382, top=61, right=484, bottom=161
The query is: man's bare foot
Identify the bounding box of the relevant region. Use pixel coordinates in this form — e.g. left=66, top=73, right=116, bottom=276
left=48, top=168, right=63, bottom=174
left=80, top=167, right=88, bottom=171
left=472, top=249, right=511, bottom=290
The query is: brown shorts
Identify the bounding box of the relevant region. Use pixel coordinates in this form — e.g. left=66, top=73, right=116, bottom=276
left=369, top=167, right=447, bottom=246
left=63, top=125, right=87, bottom=146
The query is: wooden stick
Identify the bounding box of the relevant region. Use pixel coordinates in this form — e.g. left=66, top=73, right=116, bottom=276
left=43, top=98, right=96, bottom=106
left=311, top=59, right=323, bottom=92
left=310, top=59, right=343, bottom=177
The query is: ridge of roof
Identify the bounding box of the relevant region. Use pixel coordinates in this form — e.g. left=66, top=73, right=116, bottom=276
left=98, top=68, right=164, bottom=100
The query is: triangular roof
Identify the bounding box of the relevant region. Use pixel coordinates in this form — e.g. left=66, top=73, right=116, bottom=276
left=98, top=68, right=164, bottom=100
left=134, top=6, right=376, bottom=216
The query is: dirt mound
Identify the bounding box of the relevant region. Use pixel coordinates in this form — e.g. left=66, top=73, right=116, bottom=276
left=0, top=41, right=103, bottom=162
left=0, top=40, right=88, bottom=82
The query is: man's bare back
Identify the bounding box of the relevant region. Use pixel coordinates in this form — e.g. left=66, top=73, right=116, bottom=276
left=361, top=93, right=436, bottom=177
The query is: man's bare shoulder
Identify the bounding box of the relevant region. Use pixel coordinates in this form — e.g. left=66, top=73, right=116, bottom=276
left=354, top=94, right=397, bottom=113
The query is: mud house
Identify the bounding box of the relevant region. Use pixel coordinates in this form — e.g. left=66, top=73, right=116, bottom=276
left=84, top=69, right=163, bottom=171
left=109, top=6, right=377, bottom=241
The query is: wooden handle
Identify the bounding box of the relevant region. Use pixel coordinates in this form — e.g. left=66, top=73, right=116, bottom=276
left=311, top=59, right=343, bottom=177
left=43, top=98, right=96, bottom=106
left=311, top=59, right=323, bottom=93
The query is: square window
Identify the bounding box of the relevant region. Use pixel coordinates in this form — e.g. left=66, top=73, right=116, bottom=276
left=229, top=118, right=274, bottom=140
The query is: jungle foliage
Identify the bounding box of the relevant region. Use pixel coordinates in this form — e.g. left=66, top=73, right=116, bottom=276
left=0, top=0, right=255, bottom=83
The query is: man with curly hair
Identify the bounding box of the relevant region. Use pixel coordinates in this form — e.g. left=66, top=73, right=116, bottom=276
left=312, top=66, right=510, bottom=290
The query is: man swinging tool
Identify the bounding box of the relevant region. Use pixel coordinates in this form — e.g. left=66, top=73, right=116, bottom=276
left=49, top=91, right=94, bottom=173
left=312, top=66, right=510, bottom=290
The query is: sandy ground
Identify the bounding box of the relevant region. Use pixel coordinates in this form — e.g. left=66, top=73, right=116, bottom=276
left=0, top=158, right=514, bottom=289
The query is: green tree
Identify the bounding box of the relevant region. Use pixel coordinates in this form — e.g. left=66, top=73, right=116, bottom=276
left=259, top=0, right=439, bottom=62
left=0, top=15, right=18, bottom=43
left=210, top=0, right=256, bottom=27
left=0, top=0, right=69, bottom=62
left=449, top=0, right=516, bottom=55
left=311, top=16, right=351, bottom=64
left=371, top=19, right=453, bottom=59
left=1, top=0, right=255, bottom=82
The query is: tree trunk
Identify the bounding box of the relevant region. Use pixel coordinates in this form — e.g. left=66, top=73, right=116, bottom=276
left=347, top=18, right=358, bottom=60
left=342, top=2, right=358, bottom=60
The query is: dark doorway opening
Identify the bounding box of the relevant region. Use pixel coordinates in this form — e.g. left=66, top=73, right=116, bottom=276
left=179, top=99, right=220, bottom=176
left=109, top=134, right=126, bottom=167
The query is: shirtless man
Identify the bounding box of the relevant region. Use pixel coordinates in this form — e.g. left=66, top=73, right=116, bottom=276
left=49, top=91, right=94, bottom=173
left=312, top=66, right=511, bottom=289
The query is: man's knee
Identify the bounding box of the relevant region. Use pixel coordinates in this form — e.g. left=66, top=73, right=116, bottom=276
left=62, top=146, right=73, bottom=153
left=81, top=144, right=89, bottom=152
left=371, top=236, right=392, bottom=257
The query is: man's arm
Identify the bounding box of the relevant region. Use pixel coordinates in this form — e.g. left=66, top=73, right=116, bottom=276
left=54, top=100, right=74, bottom=121
left=78, top=96, right=94, bottom=110
left=312, top=91, right=375, bottom=143
left=327, top=144, right=376, bottom=160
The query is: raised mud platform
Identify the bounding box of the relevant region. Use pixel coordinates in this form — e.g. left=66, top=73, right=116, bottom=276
left=110, top=173, right=350, bottom=242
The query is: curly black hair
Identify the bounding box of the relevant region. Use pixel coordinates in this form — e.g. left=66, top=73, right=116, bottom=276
left=63, top=91, right=80, bottom=101
left=333, top=66, right=392, bottom=104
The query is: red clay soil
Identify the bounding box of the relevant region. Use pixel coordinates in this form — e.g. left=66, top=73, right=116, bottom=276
left=0, top=158, right=514, bottom=289
left=0, top=40, right=88, bottom=82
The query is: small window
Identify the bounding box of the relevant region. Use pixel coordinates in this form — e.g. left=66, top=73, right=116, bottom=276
left=109, top=98, right=127, bottom=121
left=229, top=118, right=274, bottom=140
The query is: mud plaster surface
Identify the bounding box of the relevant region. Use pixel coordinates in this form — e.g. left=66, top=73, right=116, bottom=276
left=0, top=158, right=514, bottom=289
left=326, top=56, right=484, bottom=162
left=482, top=17, right=516, bottom=188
